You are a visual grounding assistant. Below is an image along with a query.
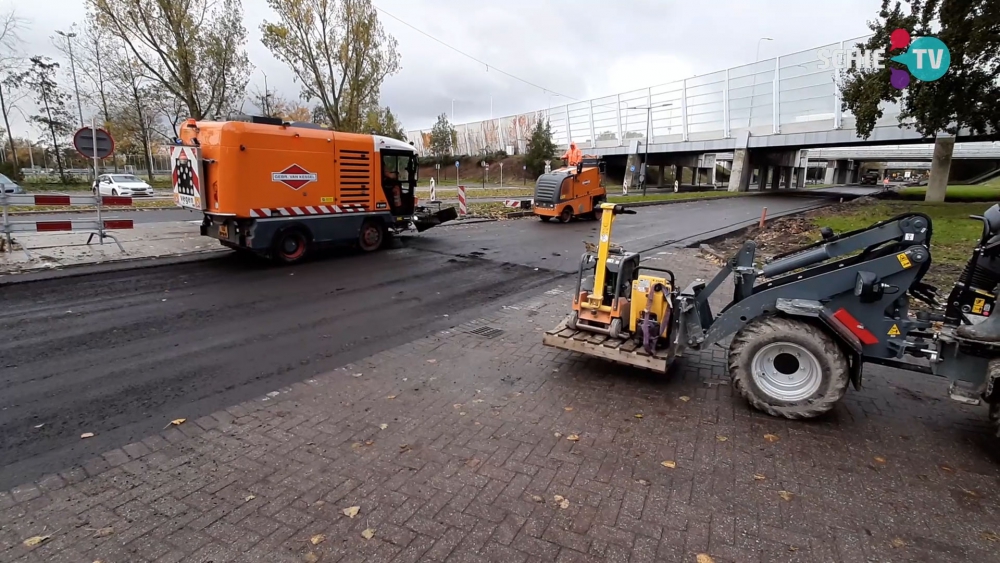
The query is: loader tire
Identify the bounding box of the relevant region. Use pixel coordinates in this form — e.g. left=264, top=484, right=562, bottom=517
left=558, top=206, right=573, bottom=223
left=728, top=316, right=849, bottom=419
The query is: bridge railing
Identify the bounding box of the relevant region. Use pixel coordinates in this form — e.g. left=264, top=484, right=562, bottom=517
left=408, top=34, right=905, bottom=156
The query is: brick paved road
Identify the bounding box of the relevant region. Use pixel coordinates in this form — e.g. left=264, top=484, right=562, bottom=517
left=2, top=250, right=1000, bottom=563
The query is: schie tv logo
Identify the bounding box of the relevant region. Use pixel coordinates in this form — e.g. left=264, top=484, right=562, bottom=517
left=817, top=28, right=950, bottom=90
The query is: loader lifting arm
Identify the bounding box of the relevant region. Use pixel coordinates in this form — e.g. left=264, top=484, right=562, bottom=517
left=680, top=212, right=934, bottom=353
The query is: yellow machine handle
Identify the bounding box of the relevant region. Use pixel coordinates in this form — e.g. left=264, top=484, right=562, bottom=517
left=586, top=204, right=638, bottom=310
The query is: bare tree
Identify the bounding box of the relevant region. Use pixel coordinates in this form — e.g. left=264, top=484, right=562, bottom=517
left=261, top=0, right=400, bottom=132
left=0, top=8, right=26, bottom=168
left=89, top=0, right=251, bottom=121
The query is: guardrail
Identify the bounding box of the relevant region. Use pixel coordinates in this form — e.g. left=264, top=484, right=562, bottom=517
left=1, top=193, right=134, bottom=256
left=408, top=33, right=884, bottom=156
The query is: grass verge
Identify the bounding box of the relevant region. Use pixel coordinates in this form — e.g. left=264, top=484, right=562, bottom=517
left=895, top=185, right=1000, bottom=202
left=609, top=190, right=741, bottom=204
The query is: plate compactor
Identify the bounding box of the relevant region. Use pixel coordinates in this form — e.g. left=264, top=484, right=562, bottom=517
left=545, top=203, right=1000, bottom=432
left=548, top=203, right=684, bottom=372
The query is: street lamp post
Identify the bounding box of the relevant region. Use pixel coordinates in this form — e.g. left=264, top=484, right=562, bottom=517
left=626, top=103, right=673, bottom=196
left=55, top=30, right=85, bottom=128
left=746, top=37, right=773, bottom=134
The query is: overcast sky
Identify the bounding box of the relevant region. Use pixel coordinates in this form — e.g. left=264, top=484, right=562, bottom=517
left=6, top=0, right=883, bottom=136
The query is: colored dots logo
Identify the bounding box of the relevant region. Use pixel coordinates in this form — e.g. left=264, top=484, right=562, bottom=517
left=888, top=29, right=950, bottom=89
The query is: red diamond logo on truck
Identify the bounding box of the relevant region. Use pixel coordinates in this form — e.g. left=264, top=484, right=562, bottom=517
left=272, top=164, right=318, bottom=190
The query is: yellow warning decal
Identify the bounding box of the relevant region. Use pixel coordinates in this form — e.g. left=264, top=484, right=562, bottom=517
left=973, top=298, right=986, bottom=314
left=888, top=324, right=901, bottom=336
left=973, top=288, right=995, bottom=298
left=320, top=196, right=335, bottom=203
left=897, top=253, right=912, bottom=269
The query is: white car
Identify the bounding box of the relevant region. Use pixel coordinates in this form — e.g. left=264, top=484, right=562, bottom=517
left=0, top=173, right=23, bottom=194
left=93, top=174, right=154, bottom=197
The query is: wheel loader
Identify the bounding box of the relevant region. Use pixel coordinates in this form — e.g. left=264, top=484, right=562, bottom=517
left=544, top=203, right=1000, bottom=432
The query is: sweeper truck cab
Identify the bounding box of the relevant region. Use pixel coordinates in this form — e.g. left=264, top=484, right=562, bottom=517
left=171, top=116, right=456, bottom=263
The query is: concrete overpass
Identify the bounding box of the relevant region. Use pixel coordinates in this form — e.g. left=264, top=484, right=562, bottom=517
left=408, top=32, right=986, bottom=195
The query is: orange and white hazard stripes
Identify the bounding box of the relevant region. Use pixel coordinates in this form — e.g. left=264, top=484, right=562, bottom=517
left=457, top=185, right=467, bottom=216
left=249, top=204, right=368, bottom=218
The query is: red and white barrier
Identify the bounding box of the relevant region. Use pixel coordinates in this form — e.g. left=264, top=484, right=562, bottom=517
left=458, top=184, right=467, bottom=217
left=503, top=199, right=533, bottom=209
left=6, top=219, right=134, bottom=233
left=429, top=179, right=437, bottom=202
left=1, top=192, right=134, bottom=254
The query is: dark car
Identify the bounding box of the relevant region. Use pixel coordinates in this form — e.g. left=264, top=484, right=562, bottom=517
left=859, top=171, right=881, bottom=185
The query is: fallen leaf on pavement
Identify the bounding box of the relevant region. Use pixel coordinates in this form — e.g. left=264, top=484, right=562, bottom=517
left=554, top=432, right=562, bottom=438
left=245, top=495, right=256, bottom=501
left=962, top=488, right=979, bottom=498
left=890, top=538, right=906, bottom=548
left=716, top=435, right=728, bottom=442
left=364, top=440, right=374, bottom=446
left=352, top=373, right=362, bottom=377
left=981, top=531, right=999, bottom=542
left=22, top=535, right=51, bottom=547
left=661, top=460, right=676, bottom=469
left=695, top=554, right=714, bottom=563
left=763, top=434, right=780, bottom=443
left=753, top=474, right=766, bottom=481
left=473, top=399, right=484, bottom=403
left=564, top=406, right=574, bottom=412
left=170, top=418, right=186, bottom=426
left=553, top=495, right=570, bottom=509
left=342, top=506, right=360, bottom=518
left=940, top=465, right=955, bottom=473
left=778, top=491, right=794, bottom=501
left=530, top=495, right=544, bottom=503
left=874, top=456, right=887, bottom=464
left=427, top=359, right=437, bottom=364
left=788, top=546, right=799, bottom=552
left=304, top=552, right=319, bottom=563
left=453, top=404, right=463, bottom=409
left=634, top=414, right=643, bottom=419
left=459, top=412, right=467, bottom=416
left=361, top=528, right=375, bottom=540
left=310, top=534, right=325, bottom=545
left=386, top=395, right=397, bottom=400
left=566, top=434, right=580, bottom=442
left=679, top=396, right=691, bottom=402
left=92, top=527, right=114, bottom=538
left=33, top=423, right=44, bottom=429
left=80, top=433, right=94, bottom=439
left=379, top=424, right=388, bottom=430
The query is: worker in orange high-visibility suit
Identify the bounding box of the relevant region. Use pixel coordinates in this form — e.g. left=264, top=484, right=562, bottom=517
left=562, top=143, right=583, bottom=167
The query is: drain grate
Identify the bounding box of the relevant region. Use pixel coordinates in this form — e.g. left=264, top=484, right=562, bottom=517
left=469, top=326, right=505, bottom=338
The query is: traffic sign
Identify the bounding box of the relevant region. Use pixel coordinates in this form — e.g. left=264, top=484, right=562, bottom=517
left=435, top=163, right=440, bottom=170
left=73, top=127, right=115, bottom=159
left=455, top=160, right=460, bottom=168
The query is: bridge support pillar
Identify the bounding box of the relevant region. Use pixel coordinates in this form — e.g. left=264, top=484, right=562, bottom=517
left=795, top=167, right=806, bottom=188
left=757, top=165, right=769, bottom=190
left=927, top=135, right=955, bottom=202
left=709, top=163, right=717, bottom=186
left=728, top=148, right=753, bottom=192
left=824, top=161, right=836, bottom=185
left=771, top=166, right=781, bottom=191
left=780, top=166, right=792, bottom=190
